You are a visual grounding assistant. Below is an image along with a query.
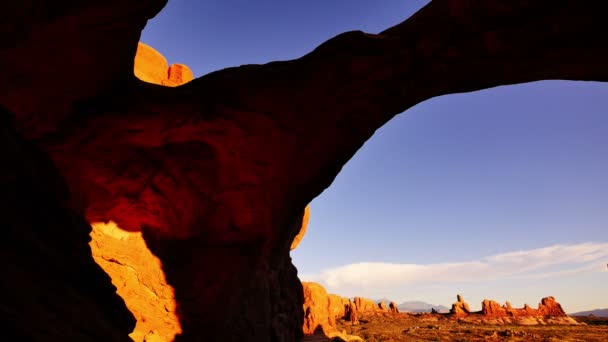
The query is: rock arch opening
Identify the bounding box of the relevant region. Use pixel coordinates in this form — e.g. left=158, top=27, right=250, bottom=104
left=291, top=80, right=608, bottom=332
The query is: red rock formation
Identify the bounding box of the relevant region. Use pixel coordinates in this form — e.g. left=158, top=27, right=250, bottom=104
left=538, top=296, right=567, bottom=316
left=481, top=299, right=507, bottom=316
left=450, top=294, right=471, bottom=316
left=3, top=0, right=608, bottom=340
left=481, top=296, right=567, bottom=318
left=90, top=222, right=181, bottom=341
left=302, top=282, right=350, bottom=335
left=354, top=297, right=382, bottom=313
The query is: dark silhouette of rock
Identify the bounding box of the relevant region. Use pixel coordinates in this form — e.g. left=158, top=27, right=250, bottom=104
left=2, top=0, right=608, bottom=340
left=0, top=106, right=135, bottom=341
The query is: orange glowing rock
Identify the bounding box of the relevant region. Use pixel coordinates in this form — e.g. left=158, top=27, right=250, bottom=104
left=90, top=222, right=181, bottom=342
left=290, top=205, right=310, bottom=250
left=133, top=42, right=193, bottom=87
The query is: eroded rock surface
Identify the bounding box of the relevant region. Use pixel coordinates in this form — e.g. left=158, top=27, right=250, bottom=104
left=90, top=222, right=181, bottom=342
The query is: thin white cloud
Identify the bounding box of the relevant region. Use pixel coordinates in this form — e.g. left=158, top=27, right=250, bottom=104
left=301, top=242, right=608, bottom=291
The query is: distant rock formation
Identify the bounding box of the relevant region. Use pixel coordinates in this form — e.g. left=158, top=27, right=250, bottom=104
left=378, top=301, right=387, bottom=311
left=481, top=296, right=567, bottom=318
left=454, top=295, right=577, bottom=325
left=388, top=302, right=399, bottom=314
left=450, top=294, right=471, bottom=316
left=354, top=297, right=382, bottom=313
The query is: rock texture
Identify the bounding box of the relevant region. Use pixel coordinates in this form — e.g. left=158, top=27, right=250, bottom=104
left=2, top=0, right=608, bottom=340
left=0, top=107, right=135, bottom=341
left=90, top=222, right=181, bottom=342
left=481, top=296, right=567, bottom=318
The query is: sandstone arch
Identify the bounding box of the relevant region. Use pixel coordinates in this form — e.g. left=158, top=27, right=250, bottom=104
left=2, top=1, right=608, bottom=341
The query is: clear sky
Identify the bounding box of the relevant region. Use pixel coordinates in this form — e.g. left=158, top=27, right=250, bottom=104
left=141, top=0, right=608, bottom=313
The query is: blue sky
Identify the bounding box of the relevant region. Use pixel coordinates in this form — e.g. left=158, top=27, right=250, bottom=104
left=142, top=0, right=608, bottom=312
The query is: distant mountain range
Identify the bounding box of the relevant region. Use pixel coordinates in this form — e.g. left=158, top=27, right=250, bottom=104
left=569, top=309, right=608, bottom=317
left=397, top=301, right=449, bottom=313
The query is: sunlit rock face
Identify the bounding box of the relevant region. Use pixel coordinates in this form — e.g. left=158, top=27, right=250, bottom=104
left=302, top=282, right=363, bottom=341
left=134, top=43, right=194, bottom=87
left=301, top=282, right=396, bottom=339
left=90, top=222, right=181, bottom=341
left=290, top=205, right=310, bottom=250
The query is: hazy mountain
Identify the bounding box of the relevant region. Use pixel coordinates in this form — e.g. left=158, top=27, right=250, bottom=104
left=397, top=301, right=449, bottom=313
left=570, top=309, right=608, bottom=317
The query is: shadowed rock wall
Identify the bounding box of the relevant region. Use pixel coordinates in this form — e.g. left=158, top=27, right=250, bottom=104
left=0, top=107, right=135, bottom=341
